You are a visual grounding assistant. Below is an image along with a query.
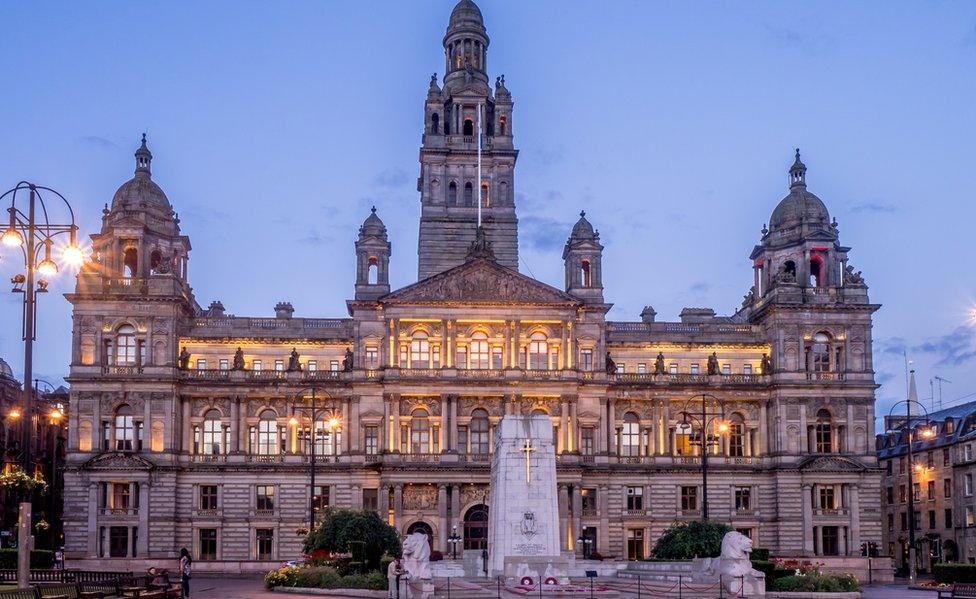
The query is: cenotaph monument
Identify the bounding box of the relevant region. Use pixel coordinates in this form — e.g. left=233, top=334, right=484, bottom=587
left=487, top=414, right=569, bottom=583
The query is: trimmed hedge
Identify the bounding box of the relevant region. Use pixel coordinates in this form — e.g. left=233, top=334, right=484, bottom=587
left=933, top=563, right=976, bottom=584
left=751, top=547, right=771, bottom=561
left=265, top=565, right=387, bottom=590
left=772, top=573, right=860, bottom=593
left=0, top=549, right=54, bottom=569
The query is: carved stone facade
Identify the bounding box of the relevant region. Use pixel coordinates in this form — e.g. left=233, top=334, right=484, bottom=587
left=62, top=0, right=882, bottom=574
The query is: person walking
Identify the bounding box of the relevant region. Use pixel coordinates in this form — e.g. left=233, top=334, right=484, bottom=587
left=179, top=547, right=192, bottom=597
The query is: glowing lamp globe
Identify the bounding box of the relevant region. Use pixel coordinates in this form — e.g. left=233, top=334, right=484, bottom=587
left=1, top=228, right=23, bottom=247
left=37, top=258, right=58, bottom=277
left=62, top=244, right=84, bottom=267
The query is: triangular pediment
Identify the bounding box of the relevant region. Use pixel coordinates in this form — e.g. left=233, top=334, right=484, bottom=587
left=83, top=451, right=155, bottom=472
left=798, top=455, right=866, bottom=472
left=382, top=259, right=581, bottom=306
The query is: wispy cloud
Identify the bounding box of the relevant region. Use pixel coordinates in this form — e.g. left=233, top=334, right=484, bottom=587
left=913, top=326, right=976, bottom=367
left=849, top=202, right=897, bottom=214
left=521, top=215, right=569, bottom=251
left=79, top=135, right=119, bottom=150
left=763, top=23, right=833, bottom=53
left=374, top=169, right=410, bottom=188
left=299, top=230, right=331, bottom=246
left=689, top=281, right=710, bottom=294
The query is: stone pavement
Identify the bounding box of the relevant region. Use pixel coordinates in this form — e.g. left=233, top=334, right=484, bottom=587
left=190, top=577, right=941, bottom=599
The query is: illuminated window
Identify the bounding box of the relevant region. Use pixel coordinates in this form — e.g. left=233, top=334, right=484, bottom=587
left=219, top=359, right=228, bottom=371
left=115, top=325, right=137, bottom=365
left=470, top=333, right=490, bottom=369
left=410, top=409, right=430, bottom=454
left=114, top=405, right=135, bottom=451
left=202, top=410, right=225, bottom=455
left=580, top=260, right=592, bottom=287
left=256, top=410, right=278, bottom=455
left=366, top=346, right=378, bottom=368
left=690, top=364, right=700, bottom=375
left=728, top=414, right=745, bottom=457
left=621, top=413, right=641, bottom=457
left=252, top=359, right=262, bottom=371
left=470, top=409, right=489, bottom=454
left=274, top=360, right=284, bottom=371
left=637, top=363, right=646, bottom=374
left=197, top=359, right=207, bottom=370
left=815, top=409, right=833, bottom=453
left=491, top=346, right=503, bottom=370
left=528, top=333, right=549, bottom=370
left=811, top=332, right=831, bottom=372
left=674, top=424, right=693, bottom=456
left=410, top=332, right=430, bottom=369
left=743, top=364, right=752, bottom=375
left=480, top=183, right=489, bottom=208
left=580, top=349, right=593, bottom=371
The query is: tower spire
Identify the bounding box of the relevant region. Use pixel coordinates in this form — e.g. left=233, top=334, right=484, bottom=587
left=789, top=148, right=806, bottom=189
left=135, top=133, right=152, bottom=177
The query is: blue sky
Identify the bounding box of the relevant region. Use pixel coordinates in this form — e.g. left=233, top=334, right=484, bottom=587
left=1, top=1, right=974, bottom=423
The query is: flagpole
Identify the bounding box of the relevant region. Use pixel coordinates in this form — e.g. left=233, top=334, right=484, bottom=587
left=477, top=102, right=483, bottom=228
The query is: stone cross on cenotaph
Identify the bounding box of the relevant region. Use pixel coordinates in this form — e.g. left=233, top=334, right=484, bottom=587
left=487, top=415, right=568, bottom=582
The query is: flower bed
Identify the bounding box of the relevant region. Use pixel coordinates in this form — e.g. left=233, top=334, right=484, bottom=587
left=265, top=565, right=387, bottom=591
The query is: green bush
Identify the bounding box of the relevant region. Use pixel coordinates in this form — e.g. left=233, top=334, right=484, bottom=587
left=266, top=565, right=390, bottom=590
left=651, top=521, right=733, bottom=560
left=380, top=555, right=394, bottom=575
left=0, top=549, right=55, bottom=569
left=933, top=563, right=976, bottom=584
left=366, top=572, right=388, bottom=590
left=751, top=547, right=770, bottom=561
left=772, top=573, right=860, bottom=593
left=304, top=508, right=400, bottom=571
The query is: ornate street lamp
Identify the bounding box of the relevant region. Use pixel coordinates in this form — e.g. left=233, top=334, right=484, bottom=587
left=290, top=386, right=340, bottom=536
left=576, top=533, right=593, bottom=560
left=887, top=370, right=936, bottom=587
left=448, top=525, right=462, bottom=560
left=0, top=182, right=82, bottom=475
left=677, top=393, right=729, bottom=522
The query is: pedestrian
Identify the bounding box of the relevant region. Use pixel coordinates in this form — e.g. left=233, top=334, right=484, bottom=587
left=54, top=548, right=63, bottom=570
left=179, top=547, right=192, bottom=597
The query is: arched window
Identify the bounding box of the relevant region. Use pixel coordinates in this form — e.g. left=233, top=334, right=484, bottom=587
left=150, top=420, right=164, bottom=452
left=114, top=405, right=134, bottom=451
left=728, top=413, right=745, bottom=457
left=149, top=249, right=162, bottom=274
left=674, top=421, right=694, bottom=456
left=580, top=260, right=592, bottom=287
left=621, top=413, right=641, bottom=457
left=410, top=409, right=430, bottom=453
left=79, top=420, right=93, bottom=452
left=410, top=332, right=430, bottom=369
left=811, top=332, right=831, bottom=372
left=123, top=248, right=138, bottom=279
left=430, top=113, right=440, bottom=134
left=367, top=256, right=378, bottom=285
left=202, top=409, right=224, bottom=455
left=499, top=116, right=507, bottom=136
left=470, top=408, right=489, bottom=454
left=463, top=119, right=474, bottom=136
left=784, top=260, right=796, bottom=279
left=470, top=332, right=489, bottom=369
left=499, top=181, right=508, bottom=205
left=463, top=182, right=473, bottom=206
left=528, top=333, right=549, bottom=370
left=815, top=409, right=833, bottom=453
left=257, top=410, right=278, bottom=455
left=115, top=325, right=137, bottom=366
left=810, top=256, right=823, bottom=287
left=448, top=181, right=458, bottom=206
left=480, top=183, right=489, bottom=208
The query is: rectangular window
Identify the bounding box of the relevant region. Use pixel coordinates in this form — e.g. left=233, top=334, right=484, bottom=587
left=819, top=487, right=835, bottom=510
left=669, top=363, right=678, bottom=374
left=914, top=511, right=922, bottom=530
left=109, top=526, right=129, bottom=558
left=929, top=510, right=936, bottom=529
left=743, top=364, right=752, bottom=375
left=945, top=478, right=953, bottom=498
left=928, top=481, right=936, bottom=500
left=887, top=513, right=894, bottom=531
left=200, top=485, right=218, bottom=510
left=580, top=349, right=593, bottom=371
left=944, top=448, right=951, bottom=466
left=399, top=345, right=408, bottom=368
left=626, top=486, right=643, bottom=511
left=900, top=485, right=907, bottom=503
left=456, top=348, right=467, bottom=369
left=457, top=426, right=468, bottom=454
left=966, top=444, right=973, bottom=462
left=197, top=359, right=207, bottom=370
left=722, top=364, right=731, bottom=375
left=900, top=457, right=906, bottom=474
left=928, top=451, right=935, bottom=468
left=364, top=426, right=378, bottom=455
left=690, top=364, right=700, bottom=375
left=820, top=526, right=839, bottom=556
left=900, top=512, right=907, bottom=531
left=627, top=529, right=645, bottom=560
left=307, top=360, right=317, bottom=372
left=886, top=487, right=893, bottom=504
left=111, top=483, right=131, bottom=512
left=681, top=486, right=698, bottom=511
left=219, top=359, right=228, bottom=370
left=581, top=488, right=596, bottom=513
left=615, top=363, right=625, bottom=374
left=312, top=485, right=329, bottom=513
left=330, top=360, right=339, bottom=372
left=256, top=529, right=274, bottom=560
left=366, top=346, right=378, bottom=368
left=886, top=460, right=893, bottom=475
left=637, top=363, right=646, bottom=374
left=734, top=486, right=751, bottom=511
left=256, top=485, right=275, bottom=511
left=274, top=360, right=284, bottom=371
left=432, top=345, right=441, bottom=369
left=946, top=509, right=953, bottom=528
left=252, top=359, right=262, bottom=371
left=913, top=482, right=921, bottom=502
left=968, top=507, right=976, bottom=527
left=492, top=347, right=503, bottom=370
left=966, top=474, right=973, bottom=497
left=581, top=428, right=594, bottom=456
left=362, top=488, right=378, bottom=512
left=199, top=529, right=217, bottom=561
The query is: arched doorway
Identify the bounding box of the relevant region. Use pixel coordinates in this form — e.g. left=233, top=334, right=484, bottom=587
left=944, top=539, right=959, bottom=563
left=464, top=504, right=488, bottom=550
left=407, top=521, right=434, bottom=550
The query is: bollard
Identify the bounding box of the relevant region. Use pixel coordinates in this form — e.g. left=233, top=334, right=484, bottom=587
left=738, top=575, right=745, bottom=598
left=539, top=578, right=543, bottom=598
left=719, top=573, right=724, bottom=598
left=589, top=575, right=594, bottom=599
left=447, top=576, right=451, bottom=599
left=678, top=574, right=682, bottom=599
left=637, top=574, right=641, bottom=599
left=497, top=575, right=501, bottom=599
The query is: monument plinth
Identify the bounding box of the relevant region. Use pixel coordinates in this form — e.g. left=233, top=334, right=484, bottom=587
left=487, top=415, right=568, bottom=583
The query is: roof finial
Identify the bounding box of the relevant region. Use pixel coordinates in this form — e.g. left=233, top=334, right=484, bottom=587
left=135, top=133, right=153, bottom=177
left=371, top=205, right=377, bottom=214
left=580, top=210, right=586, bottom=218
left=789, top=147, right=806, bottom=189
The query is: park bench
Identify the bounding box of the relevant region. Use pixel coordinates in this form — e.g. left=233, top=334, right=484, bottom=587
left=939, top=583, right=976, bottom=598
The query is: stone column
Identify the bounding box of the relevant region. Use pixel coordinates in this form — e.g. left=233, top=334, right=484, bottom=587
left=571, top=486, right=583, bottom=555
left=850, top=484, right=860, bottom=554
left=379, top=484, right=390, bottom=522
left=393, top=484, right=404, bottom=531
left=388, top=319, right=398, bottom=367
left=846, top=404, right=854, bottom=452
left=569, top=400, right=578, bottom=453
left=606, top=398, right=616, bottom=455
left=598, top=485, right=609, bottom=555
left=392, top=395, right=401, bottom=453
left=351, top=399, right=361, bottom=452
left=438, top=485, right=448, bottom=551
left=138, top=481, right=149, bottom=555
left=450, top=395, right=458, bottom=451
left=758, top=403, right=767, bottom=456
left=181, top=396, right=192, bottom=454
left=88, top=482, right=98, bottom=557
left=381, top=396, right=389, bottom=453
left=230, top=396, right=241, bottom=453
left=559, top=400, right=569, bottom=454
left=801, top=483, right=813, bottom=555
left=559, top=484, right=570, bottom=550
left=441, top=395, right=450, bottom=452
left=342, top=397, right=352, bottom=454
left=663, top=401, right=672, bottom=455
left=451, top=484, right=461, bottom=530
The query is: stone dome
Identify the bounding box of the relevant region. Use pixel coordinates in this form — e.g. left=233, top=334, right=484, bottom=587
left=359, top=207, right=387, bottom=238
left=448, top=0, right=484, bottom=32
left=569, top=211, right=598, bottom=242
left=0, top=358, right=15, bottom=381
left=769, top=188, right=830, bottom=231
left=111, top=175, right=171, bottom=212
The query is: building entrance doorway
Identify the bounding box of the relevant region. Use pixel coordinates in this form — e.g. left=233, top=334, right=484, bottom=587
left=464, top=504, right=488, bottom=550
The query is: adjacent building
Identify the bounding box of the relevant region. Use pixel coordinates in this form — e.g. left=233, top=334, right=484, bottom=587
left=63, top=0, right=883, bottom=572
left=878, top=399, right=976, bottom=570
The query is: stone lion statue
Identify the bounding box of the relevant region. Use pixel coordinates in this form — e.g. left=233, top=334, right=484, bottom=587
left=696, top=531, right=765, bottom=597
left=401, top=532, right=432, bottom=580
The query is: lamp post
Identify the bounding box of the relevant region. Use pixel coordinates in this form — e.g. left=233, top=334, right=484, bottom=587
left=677, top=393, right=728, bottom=522
left=448, top=525, right=462, bottom=560
left=576, top=533, right=593, bottom=560
left=887, top=370, right=936, bottom=587
left=289, top=387, right=340, bottom=536
left=1, top=182, right=82, bottom=589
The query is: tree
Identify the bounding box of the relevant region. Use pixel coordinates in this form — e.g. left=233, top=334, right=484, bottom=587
left=652, top=521, right=733, bottom=560
left=304, top=509, right=401, bottom=571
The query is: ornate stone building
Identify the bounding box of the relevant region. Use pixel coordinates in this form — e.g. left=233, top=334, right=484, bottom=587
left=63, top=0, right=882, bottom=572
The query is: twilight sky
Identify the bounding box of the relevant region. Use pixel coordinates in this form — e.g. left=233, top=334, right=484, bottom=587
left=1, top=1, right=974, bottom=423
